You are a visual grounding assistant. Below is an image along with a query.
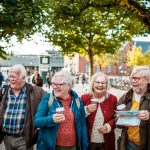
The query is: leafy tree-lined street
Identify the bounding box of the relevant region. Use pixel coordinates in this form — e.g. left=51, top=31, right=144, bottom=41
left=0, top=0, right=150, bottom=76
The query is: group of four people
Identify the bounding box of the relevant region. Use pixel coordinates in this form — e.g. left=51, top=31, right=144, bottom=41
left=0, top=64, right=150, bottom=150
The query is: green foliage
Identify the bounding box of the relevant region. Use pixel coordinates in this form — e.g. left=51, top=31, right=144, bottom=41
left=45, top=0, right=149, bottom=76
left=0, top=0, right=50, bottom=58
left=0, top=0, right=150, bottom=62
left=0, top=46, right=7, bottom=59
left=0, top=0, right=46, bottom=40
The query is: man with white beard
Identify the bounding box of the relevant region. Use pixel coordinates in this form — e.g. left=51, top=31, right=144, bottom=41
left=117, top=66, right=150, bottom=150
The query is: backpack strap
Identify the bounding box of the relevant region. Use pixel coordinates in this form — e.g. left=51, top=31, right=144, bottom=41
left=48, top=93, right=54, bottom=109
left=75, top=98, right=80, bottom=109
left=0, top=84, right=9, bottom=103
left=48, top=94, right=81, bottom=109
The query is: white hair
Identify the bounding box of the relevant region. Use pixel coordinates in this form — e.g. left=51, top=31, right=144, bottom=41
left=89, top=72, right=110, bottom=95
left=131, top=66, right=150, bottom=83
left=52, top=70, right=74, bottom=88
left=9, top=64, right=27, bottom=77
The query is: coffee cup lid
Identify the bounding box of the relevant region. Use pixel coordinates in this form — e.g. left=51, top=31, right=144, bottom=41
left=91, top=99, right=98, bottom=102
left=56, top=107, right=65, bottom=112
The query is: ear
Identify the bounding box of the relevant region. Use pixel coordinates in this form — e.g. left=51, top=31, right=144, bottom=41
left=22, top=76, right=26, bottom=81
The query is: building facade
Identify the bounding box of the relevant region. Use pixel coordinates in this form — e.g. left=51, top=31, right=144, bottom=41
left=0, top=51, right=64, bottom=83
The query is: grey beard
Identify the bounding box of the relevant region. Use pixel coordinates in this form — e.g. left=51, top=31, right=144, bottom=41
left=133, top=86, right=145, bottom=95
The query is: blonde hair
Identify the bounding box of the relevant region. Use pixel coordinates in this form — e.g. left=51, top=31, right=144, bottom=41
left=89, top=72, right=110, bottom=96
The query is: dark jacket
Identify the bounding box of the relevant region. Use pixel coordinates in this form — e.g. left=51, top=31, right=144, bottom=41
left=34, top=90, right=88, bottom=150
left=118, top=85, right=150, bottom=150
left=0, top=72, right=4, bottom=87
left=81, top=93, right=118, bottom=150
left=0, top=83, right=45, bottom=148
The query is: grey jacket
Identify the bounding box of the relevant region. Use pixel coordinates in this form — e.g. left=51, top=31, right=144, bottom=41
left=118, top=84, right=150, bottom=150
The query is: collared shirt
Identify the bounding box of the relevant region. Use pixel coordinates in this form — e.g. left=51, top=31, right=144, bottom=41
left=3, top=84, right=27, bottom=135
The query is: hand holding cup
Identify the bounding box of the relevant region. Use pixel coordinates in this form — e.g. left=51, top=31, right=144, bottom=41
left=86, top=99, right=98, bottom=113
left=53, top=107, right=65, bottom=123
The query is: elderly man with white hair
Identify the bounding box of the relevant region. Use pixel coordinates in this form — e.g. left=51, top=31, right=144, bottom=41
left=34, top=70, right=88, bottom=150
left=0, top=64, right=45, bottom=150
left=118, top=66, right=150, bottom=150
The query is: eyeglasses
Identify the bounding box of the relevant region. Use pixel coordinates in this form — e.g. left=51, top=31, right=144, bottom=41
left=94, top=81, right=107, bottom=86
left=51, top=82, right=67, bottom=88
left=8, top=75, right=20, bottom=80
left=129, top=76, right=145, bottom=82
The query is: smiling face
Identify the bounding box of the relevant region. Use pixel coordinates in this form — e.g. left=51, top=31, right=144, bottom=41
left=8, top=69, right=25, bottom=91
left=51, top=76, right=70, bottom=100
left=130, top=70, right=148, bottom=95
left=92, top=75, right=107, bottom=98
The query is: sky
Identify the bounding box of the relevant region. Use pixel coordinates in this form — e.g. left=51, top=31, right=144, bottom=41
left=10, top=34, right=53, bottom=55
left=7, top=34, right=150, bottom=55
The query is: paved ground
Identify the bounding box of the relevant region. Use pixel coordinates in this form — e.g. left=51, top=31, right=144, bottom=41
left=0, top=83, right=126, bottom=150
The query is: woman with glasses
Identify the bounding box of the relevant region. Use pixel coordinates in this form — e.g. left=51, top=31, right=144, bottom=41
left=34, top=70, right=88, bottom=150
left=117, top=66, right=150, bottom=150
left=81, top=72, right=117, bottom=150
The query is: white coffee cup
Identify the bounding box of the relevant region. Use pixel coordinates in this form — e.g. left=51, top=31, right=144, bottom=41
left=56, top=107, right=65, bottom=114
left=117, top=104, right=126, bottom=111
left=91, top=99, right=98, bottom=104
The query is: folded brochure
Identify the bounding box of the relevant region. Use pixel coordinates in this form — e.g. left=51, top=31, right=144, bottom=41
left=116, top=109, right=140, bottom=126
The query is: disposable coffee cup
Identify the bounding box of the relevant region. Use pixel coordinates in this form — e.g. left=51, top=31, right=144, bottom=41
left=56, top=107, right=65, bottom=114
left=91, top=99, right=98, bottom=104
left=117, top=104, right=126, bottom=111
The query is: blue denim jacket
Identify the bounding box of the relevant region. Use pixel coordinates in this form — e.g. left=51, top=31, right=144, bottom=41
left=34, top=90, right=88, bottom=150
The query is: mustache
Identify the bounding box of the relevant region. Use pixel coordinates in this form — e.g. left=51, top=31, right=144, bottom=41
left=133, top=85, right=143, bottom=93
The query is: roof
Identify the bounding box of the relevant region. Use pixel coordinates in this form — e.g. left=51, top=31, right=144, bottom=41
left=0, top=55, right=40, bottom=67
left=133, top=41, right=150, bottom=53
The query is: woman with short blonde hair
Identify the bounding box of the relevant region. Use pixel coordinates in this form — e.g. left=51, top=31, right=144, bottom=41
left=81, top=72, right=117, bottom=150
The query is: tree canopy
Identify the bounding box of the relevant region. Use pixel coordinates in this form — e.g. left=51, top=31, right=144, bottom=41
left=0, top=0, right=49, bottom=59
left=43, top=0, right=149, bottom=76
left=0, top=0, right=150, bottom=72
left=127, top=46, right=148, bottom=66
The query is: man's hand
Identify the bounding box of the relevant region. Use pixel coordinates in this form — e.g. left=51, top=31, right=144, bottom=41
left=138, top=110, right=150, bottom=121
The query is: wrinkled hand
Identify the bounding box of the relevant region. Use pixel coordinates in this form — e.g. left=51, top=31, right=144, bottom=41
left=138, top=110, right=150, bottom=121
left=86, top=104, right=97, bottom=113
left=98, top=125, right=108, bottom=134
left=53, top=113, right=65, bottom=123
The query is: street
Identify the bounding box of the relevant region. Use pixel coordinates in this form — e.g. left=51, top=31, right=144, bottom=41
left=0, top=83, right=126, bottom=150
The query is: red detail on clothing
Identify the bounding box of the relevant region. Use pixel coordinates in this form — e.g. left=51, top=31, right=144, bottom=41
left=56, top=96, right=76, bottom=146
left=81, top=93, right=118, bottom=150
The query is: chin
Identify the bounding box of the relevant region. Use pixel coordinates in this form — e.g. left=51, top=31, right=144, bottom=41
left=133, top=88, right=141, bottom=94
left=54, top=93, right=60, bottom=98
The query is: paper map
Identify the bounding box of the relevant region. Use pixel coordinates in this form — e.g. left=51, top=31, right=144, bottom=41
left=116, top=109, right=140, bottom=126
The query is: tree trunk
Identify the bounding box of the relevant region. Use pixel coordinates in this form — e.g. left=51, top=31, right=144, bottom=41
left=99, top=65, right=102, bottom=71
left=88, top=49, right=94, bottom=79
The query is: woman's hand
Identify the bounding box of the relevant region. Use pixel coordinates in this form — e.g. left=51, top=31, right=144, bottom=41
left=86, top=104, right=97, bottom=113
left=53, top=113, right=65, bottom=123
left=98, top=125, right=108, bottom=134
